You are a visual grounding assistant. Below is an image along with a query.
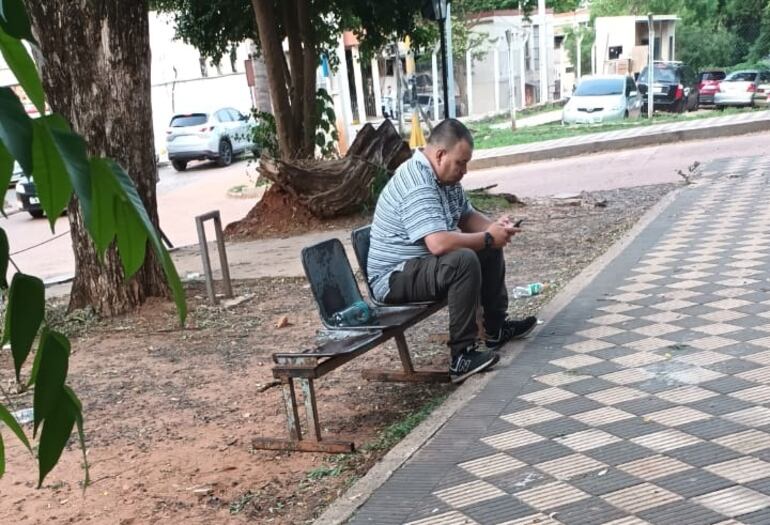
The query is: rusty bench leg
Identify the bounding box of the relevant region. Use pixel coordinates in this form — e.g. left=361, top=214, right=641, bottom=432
left=252, top=376, right=355, bottom=453
left=362, top=332, right=450, bottom=383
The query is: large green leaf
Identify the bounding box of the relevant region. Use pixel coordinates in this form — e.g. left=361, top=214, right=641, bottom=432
left=114, top=199, right=148, bottom=279
left=106, top=160, right=187, bottom=324
left=0, top=402, right=31, bottom=452
left=4, top=273, right=44, bottom=382
left=64, top=386, right=89, bottom=488
left=0, top=141, right=12, bottom=202
left=88, top=158, right=118, bottom=256
left=0, top=0, right=35, bottom=43
left=32, top=329, right=69, bottom=437
left=0, top=86, right=32, bottom=174
left=31, top=118, right=73, bottom=230
left=0, top=227, right=8, bottom=289
left=0, top=26, right=44, bottom=113
left=37, top=393, right=76, bottom=488
left=49, top=127, right=92, bottom=228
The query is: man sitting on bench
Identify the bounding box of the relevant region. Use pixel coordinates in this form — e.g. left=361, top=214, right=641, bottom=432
left=367, top=118, right=537, bottom=384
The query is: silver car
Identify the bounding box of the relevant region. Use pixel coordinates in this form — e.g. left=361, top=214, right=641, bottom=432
left=166, top=108, right=256, bottom=172
left=562, top=75, right=643, bottom=124
left=714, top=70, right=770, bottom=108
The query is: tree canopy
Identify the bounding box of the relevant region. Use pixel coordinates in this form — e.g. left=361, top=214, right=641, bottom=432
left=590, top=0, right=770, bottom=71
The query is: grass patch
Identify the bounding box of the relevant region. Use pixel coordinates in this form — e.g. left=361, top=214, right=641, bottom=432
left=470, top=106, right=757, bottom=150
left=363, top=395, right=448, bottom=452
left=467, top=192, right=513, bottom=214
left=470, top=101, right=567, bottom=126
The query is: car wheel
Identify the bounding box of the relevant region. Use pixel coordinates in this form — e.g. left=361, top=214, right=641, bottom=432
left=217, top=140, right=233, bottom=167
left=171, top=160, right=187, bottom=172
left=29, top=209, right=44, bottom=219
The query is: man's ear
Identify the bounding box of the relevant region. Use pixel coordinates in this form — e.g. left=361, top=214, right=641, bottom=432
left=435, top=147, right=447, bottom=164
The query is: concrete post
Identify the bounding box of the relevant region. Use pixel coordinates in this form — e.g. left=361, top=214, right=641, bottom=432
left=538, top=0, right=548, bottom=103
left=432, top=48, right=440, bottom=121
left=335, top=36, right=354, bottom=152
left=371, top=58, right=382, bottom=117
left=648, top=14, right=655, bottom=118
left=493, top=47, right=500, bottom=112
left=519, top=31, right=528, bottom=108
left=351, top=46, right=367, bottom=124
left=465, top=49, right=473, bottom=116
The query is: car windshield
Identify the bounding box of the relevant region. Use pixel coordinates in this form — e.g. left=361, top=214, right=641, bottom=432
left=170, top=114, right=208, bottom=127
left=639, top=65, right=679, bottom=83
left=574, top=78, right=624, bottom=96
left=700, top=71, right=725, bottom=81
left=726, top=71, right=758, bottom=82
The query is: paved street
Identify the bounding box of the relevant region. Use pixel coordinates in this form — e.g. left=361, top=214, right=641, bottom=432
left=464, top=131, right=770, bottom=198
left=349, top=156, right=770, bottom=524
left=4, top=157, right=258, bottom=283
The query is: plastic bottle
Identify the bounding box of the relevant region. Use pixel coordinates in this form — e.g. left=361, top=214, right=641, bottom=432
left=511, top=283, right=544, bottom=299
left=331, top=300, right=375, bottom=327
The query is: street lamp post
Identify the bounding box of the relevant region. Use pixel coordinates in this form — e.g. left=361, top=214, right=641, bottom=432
left=423, top=0, right=450, bottom=119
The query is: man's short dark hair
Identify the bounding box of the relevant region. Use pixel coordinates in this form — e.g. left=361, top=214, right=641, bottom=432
left=428, top=118, right=474, bottom=150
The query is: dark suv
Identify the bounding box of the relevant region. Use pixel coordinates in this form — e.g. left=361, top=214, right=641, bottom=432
left=637, top=61, right=700, bottom=113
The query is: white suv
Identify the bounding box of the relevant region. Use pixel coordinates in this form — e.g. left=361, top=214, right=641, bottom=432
left=166, top=108, right=256, bottom=171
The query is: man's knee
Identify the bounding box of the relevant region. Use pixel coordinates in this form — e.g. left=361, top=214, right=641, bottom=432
left=443, top=248, right=481, bottom=280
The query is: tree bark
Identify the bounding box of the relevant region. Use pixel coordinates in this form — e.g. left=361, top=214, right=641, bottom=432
left=26, top=0, right=168, bottom=317
left=252, top=0, right=300, bottom=158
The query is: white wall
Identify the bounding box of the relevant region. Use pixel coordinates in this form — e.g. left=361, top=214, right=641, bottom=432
left=149, top=12, right=255, bottom=156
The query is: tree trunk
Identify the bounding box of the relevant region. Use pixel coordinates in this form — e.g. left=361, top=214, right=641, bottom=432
left=251, top=0, right=317, bottom=159
left=26, top=0, right=169, bottom=317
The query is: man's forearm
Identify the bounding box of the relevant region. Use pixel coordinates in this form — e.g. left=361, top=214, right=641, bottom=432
left=424, top=230, right=486, bottom=255
left=460, top=209, right=493, bottom=233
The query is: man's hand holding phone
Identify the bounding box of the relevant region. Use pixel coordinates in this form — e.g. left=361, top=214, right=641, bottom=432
left=497, top=215, right=524, bottom=238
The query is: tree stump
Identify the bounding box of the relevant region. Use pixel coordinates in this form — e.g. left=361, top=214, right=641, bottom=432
left=225, top=120, right=411, bottom=237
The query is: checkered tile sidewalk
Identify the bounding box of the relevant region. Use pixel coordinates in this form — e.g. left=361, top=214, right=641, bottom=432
left=349, top=156, right=770, bottom=525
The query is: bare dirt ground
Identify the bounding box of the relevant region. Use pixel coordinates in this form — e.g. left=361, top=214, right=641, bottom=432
left=0, top=183, right=674, bottom=524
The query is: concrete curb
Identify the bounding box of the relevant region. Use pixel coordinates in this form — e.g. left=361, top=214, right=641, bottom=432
left=315, top=184, right=684, bottom=525
left=469, top=116, right=770, bottom=171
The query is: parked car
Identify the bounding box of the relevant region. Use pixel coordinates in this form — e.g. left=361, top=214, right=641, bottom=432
left=166, top=108, right=256, bottom=172
left=637, top=61, right=700, bottom=113
left=15, top=174, right=43, bottom=218
left=714, top=70, right=770, bottom=108
left=561, top=74, right=643, bottom=124
left=698, top=69, right=726, bottom=105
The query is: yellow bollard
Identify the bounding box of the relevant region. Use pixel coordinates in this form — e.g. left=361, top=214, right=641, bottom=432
left=409, top=110, right=426, bottom=149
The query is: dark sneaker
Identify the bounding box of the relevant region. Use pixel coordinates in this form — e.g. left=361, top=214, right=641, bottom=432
left=485, top=316, right=538, bottom=350
left=449, top=345, right=500, bottom=384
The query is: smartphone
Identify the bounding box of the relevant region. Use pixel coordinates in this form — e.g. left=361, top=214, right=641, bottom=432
left=513, top=218, right=525, bottom=228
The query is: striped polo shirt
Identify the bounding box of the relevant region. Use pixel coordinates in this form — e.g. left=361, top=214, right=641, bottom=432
left=368, top=149, right=472, bottom=301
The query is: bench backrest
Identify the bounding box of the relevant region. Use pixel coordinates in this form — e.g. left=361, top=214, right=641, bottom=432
left=350, top=225, right=376, bottom=296
left=301, top=238, right=364, bottom=325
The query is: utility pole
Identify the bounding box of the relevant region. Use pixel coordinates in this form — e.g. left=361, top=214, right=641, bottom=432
left=538, top=0, right=548, bottom=103
left=505, top=29, right=517, bottom=130
left=446, top=2, right=456, bottom=118
left=647, top=13, right=655, bottom=119
left=575, top=24, right=582, bottom=80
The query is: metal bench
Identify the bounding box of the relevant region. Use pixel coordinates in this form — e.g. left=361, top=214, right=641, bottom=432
left=252, top=234, right=448, bottom=453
